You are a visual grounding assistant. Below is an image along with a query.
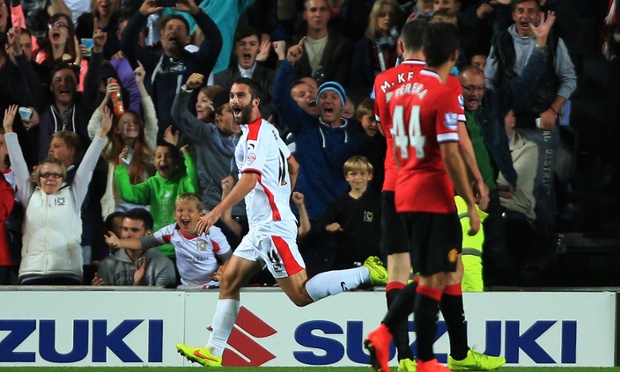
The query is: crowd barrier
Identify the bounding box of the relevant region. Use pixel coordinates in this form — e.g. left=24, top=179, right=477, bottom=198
left=0, top=287, right=615, bottom=367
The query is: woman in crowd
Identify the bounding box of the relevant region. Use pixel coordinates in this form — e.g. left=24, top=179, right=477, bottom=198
left=3, top=104, right=111, bottom=285
left=350, top=0, right=403, bottom=87
left=35, top=13, right=80, bottom=68
left=87, top=63, right=157, bottom=218
left=76, top=0, right=122, bottom=59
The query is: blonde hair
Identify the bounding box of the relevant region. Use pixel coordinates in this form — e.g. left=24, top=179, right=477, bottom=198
left=365, top=0, right=401, bottom=40
left=431, top=9, right=459, bottom=25
left=35, top=157, right=67, bottom=187
left=355, top=98, right=375, bottom=120
left=343, top=155, right=373, bottom=175
left=176, top=192, right=204, bottom=211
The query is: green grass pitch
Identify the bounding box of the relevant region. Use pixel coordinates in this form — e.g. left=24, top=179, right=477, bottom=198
left=0, top=368, right=620, bottom=371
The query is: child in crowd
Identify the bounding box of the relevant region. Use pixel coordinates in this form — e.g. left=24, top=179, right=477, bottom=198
left=115, top=141, right=199, bottom=259
left=318, top=155, right=383, bottom=271
left=105, top=193, right=231, bottom=288
left=292, top=191, right=312, bottom=239
left=355, top=98, right=386, bottom=193
left=87, top=63, right=158, bottom=218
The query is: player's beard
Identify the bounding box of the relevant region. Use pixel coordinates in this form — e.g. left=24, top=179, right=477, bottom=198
left=234, top=102, right=254, bottom=124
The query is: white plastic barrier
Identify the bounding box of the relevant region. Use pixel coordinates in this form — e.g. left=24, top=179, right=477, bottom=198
left=0, top=288, right=615, bottom=367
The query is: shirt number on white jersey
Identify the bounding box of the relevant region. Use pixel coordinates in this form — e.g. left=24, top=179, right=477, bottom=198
left=393, top=105, right=426, bottom=159
left=277, top=149, right=288, bottom=186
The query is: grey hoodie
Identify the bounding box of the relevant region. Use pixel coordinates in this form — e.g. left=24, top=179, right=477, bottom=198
left=98, top=248, right=176, bottom=287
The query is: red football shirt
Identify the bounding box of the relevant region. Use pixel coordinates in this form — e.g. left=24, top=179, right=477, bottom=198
left=373, top=60, right=426, bottom=192
left=391, top=69, right=464, bottom=213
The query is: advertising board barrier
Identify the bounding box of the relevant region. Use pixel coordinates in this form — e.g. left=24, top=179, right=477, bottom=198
left=0, top=289, right=615, bottom=367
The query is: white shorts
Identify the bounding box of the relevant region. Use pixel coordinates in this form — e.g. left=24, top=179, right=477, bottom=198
left=233, top=220, right=306, bottom=279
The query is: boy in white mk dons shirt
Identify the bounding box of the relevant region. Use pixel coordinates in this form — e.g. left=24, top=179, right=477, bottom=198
left=105, top=193, right=231, bottom=287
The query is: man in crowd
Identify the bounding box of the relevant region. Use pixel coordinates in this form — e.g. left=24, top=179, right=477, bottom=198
left=94, top=208, right=176, bottom=287
left=120, top=0, right=222, bottom=138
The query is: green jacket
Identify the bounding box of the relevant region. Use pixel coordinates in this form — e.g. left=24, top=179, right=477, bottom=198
left=115, top=153, right=199, bottom=258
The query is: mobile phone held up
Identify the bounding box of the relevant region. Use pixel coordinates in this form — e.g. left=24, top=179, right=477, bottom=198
left=122, top=146, right=134, bottom=165
left=159, top=0, right=177, bottom=7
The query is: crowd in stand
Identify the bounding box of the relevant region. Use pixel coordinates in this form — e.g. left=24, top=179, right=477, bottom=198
left=0, top=0, right=617, bottom=287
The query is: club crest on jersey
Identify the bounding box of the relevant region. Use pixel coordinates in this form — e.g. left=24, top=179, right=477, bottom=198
left=198, top=241, right=207, bottom=251
left=246, top=152, right=257, bottom=164
left=448, top=248, right=458, bottom=263
left=444, top=112, right=458, bottom=130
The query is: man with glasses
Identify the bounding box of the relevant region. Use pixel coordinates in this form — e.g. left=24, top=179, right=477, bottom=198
left=457, top=10, right=554, bottom=286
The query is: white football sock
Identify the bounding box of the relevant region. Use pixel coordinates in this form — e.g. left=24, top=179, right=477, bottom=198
left=305, top=267, right=370, bottom=302
left=206, top=299, right=240, bottom=356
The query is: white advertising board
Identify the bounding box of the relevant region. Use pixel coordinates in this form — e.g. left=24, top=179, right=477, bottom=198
left=184, top=291, right=616, bottom=368
left=0, top=291, right=185, bottom=366
left=0, top=290, right=615, bottom=367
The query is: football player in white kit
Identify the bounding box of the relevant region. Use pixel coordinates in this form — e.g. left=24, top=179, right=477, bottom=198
left=176, top=77, right=388, bottom=367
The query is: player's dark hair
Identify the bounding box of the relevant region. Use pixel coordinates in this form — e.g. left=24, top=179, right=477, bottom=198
left=233, top=77, right=264, bottom=102
left=423, top=22, right=460, bottom=68
left=124, top=208, right=154, bottom=232
left=400, top=20, right=427, bottom=53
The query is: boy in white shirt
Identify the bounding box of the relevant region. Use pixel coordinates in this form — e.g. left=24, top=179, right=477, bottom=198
left=105, top=193, right=231, bottom=287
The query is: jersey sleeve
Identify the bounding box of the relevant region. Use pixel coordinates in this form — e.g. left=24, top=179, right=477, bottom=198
left=435, top=85, right=461, bottom=144
left=373, top=83, right=384, bottom=123
left=151, top=224, right=177, bottom=245
left=448, top=78, right=466, bottom=122
left=209, top=225, right=232, bottom=261
left=279, top=135, right=291, bottom=159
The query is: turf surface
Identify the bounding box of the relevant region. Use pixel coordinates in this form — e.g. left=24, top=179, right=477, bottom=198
left=0, top=368, right=620, bottom=371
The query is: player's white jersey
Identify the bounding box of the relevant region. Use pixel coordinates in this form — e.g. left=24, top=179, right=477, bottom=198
left=236, top=118, right=296, bottom=226
left=153, top=224, right=231, bottom=286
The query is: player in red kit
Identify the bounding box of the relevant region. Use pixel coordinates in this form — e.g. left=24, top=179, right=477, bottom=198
left=365, top=23, right=505, bottom=372
left=372, top=20, right=427, bottom=371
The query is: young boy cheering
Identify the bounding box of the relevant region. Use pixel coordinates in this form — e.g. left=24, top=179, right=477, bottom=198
left=105, top=193, right=231, bottom=287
